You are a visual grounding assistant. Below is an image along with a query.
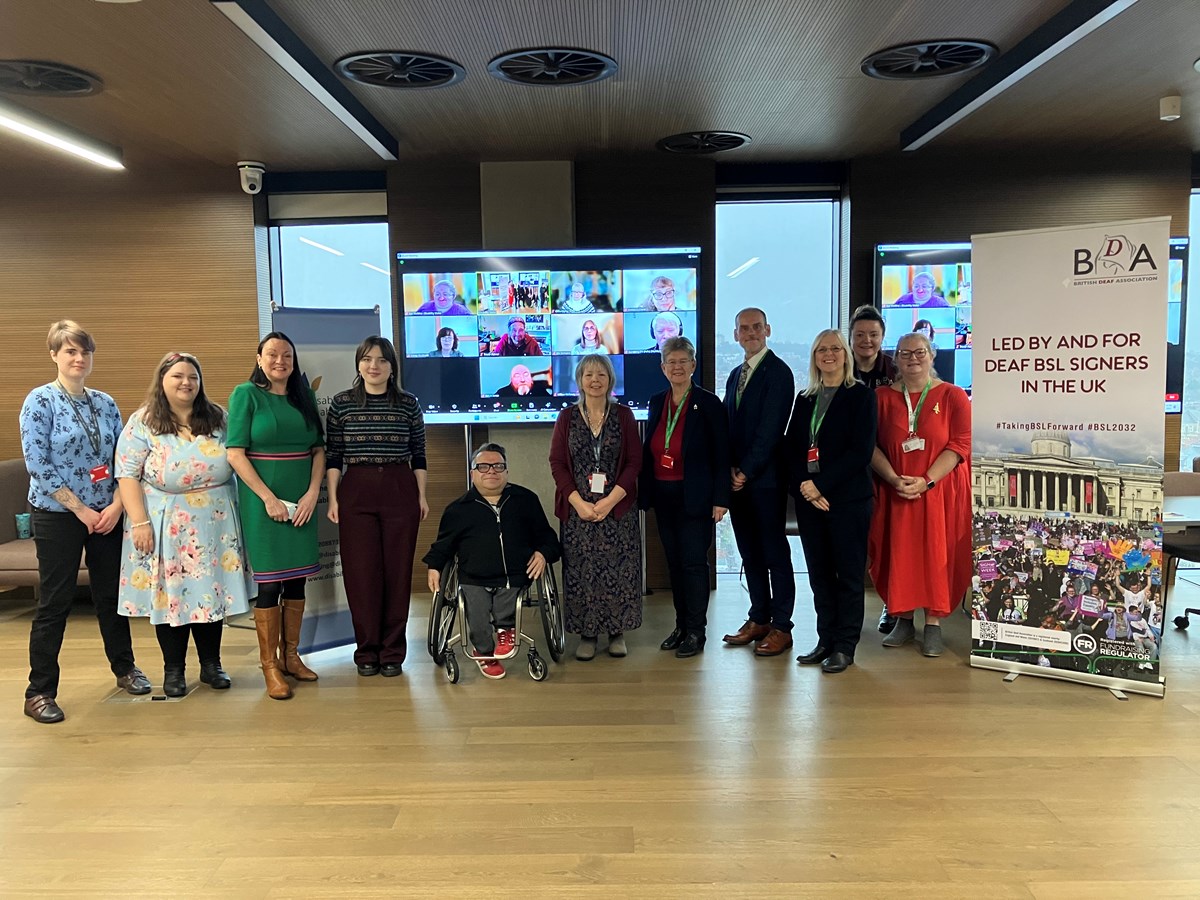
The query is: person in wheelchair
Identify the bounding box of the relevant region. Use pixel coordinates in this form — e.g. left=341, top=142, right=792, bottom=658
left=423, top=443, right=560, bottom=679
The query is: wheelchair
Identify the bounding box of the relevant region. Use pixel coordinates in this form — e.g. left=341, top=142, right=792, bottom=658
left=426, top=560, right=565, bottom=683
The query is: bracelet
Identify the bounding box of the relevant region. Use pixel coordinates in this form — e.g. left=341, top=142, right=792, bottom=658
left=131, top=520, right=151, bottom=528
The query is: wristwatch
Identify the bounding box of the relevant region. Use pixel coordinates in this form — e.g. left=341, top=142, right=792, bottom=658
left=926, top=478, right=936, bottom=491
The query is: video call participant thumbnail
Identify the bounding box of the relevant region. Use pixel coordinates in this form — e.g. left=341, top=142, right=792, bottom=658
left=624, top=310, right=695, bottom=353
left=890, top=272, right=949, bottom=308
left=415, top=279, right=471, bottom=315
left=492, top=316, right=544, bottom=357
left=492, top=362, right=552, bottom=398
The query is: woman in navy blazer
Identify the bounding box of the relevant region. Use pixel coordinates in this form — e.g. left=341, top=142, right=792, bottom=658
left=784, top=328, right=877, bottom=674
left=639, top=336, right=731, bottom=658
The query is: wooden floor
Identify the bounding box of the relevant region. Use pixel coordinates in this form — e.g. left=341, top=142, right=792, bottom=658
left=2, top=576, right=1200, bottom=899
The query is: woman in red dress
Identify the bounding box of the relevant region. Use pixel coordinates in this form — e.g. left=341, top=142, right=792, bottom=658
left=868, top=331, right=971, bottom=657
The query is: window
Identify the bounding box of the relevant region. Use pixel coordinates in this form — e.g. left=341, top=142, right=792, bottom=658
left=1181, top=191, right=1200, bottom=471
left=714, top=199, right=839, bottom=573
left=271, top=222, right=393, bottom=339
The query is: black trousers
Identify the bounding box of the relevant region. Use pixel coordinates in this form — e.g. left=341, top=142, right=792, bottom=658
left=155, top=621, right=225, bottom=667
left=795, top=496, right=872, bottom=657
left=729, top=484, right=795, bottom=630
left=653, top=480, right=714, bottom=636
left=27, top=509, right=134, bottom=699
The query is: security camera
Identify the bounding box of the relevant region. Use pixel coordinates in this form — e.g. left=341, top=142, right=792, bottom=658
left=237, top=160, right=265, bottom=195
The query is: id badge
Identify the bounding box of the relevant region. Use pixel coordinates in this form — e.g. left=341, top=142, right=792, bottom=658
left=589, top=472, right=607, bottom=494
left=901, top=436, right=925, bottom=453
left=660, top=454, right=675, bottom=470
left=89, top=463, right=111, bottom=484
left=807, top=446, right=820, bottom=464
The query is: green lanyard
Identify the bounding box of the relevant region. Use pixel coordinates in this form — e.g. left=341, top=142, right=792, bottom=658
left=664, top=387, right=691, bottom=451
left=809, top=389, right=836, bottom=445
left=903, top=381, right=932, bottom=435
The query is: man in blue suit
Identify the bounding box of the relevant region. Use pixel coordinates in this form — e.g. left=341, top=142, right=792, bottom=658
left=722, top=308, right=796, bottom=656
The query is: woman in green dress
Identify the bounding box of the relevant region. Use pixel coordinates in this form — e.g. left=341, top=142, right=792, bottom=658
left=227, top=332, right=326, bottom=700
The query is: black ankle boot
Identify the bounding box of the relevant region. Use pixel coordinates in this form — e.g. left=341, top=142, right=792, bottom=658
left=163, top=664, right=187, bottom=697
left=199, top=660, right=232, bottom=690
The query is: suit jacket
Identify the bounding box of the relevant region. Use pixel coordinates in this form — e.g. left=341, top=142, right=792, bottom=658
left=723, top=349, right=795, bottom=491
left=784, top=381, right=877, bottom=504
left=639, top=384, right=731, bottom=518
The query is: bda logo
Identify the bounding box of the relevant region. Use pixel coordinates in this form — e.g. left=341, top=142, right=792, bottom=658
left=1072, top=632, right=1097, bottom=654
left=1073, top=234, right=1157, bottom=277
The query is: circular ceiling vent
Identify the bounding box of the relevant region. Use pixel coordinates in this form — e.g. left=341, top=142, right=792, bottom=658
left=335, top=52, right=466, bottom=89
left=861, top=40, right=996, bottom=79
left=656, top=131, right=751, bottom=155
left=488, top=48, right=617, bottom=86
left=0, top=60, right=104, bottom=96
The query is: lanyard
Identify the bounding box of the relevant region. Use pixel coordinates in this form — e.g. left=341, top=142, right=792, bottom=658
left=56, top=380, right=102, bottom=457
left=664, top=387, right=690, bottom=452
left=809, top=387, right=836, bottom=445
left=585, top=404, right=608, bottom=467
left=903, top=381, right=932, bottom=435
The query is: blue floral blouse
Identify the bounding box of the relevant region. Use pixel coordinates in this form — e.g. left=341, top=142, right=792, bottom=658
left=19, top=382, right=122, bottom=512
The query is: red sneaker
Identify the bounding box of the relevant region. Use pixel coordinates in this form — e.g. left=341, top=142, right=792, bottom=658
left=477, top=658, right=506, bottom=680
left=495, top=628, right=516, bottom=657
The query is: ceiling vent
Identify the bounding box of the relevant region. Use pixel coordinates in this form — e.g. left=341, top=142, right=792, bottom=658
left=335, top=52, right=466, bottom=89
left=861, top=40, right=996, bottom=79
left=487, top=48, right=617, bottom=86
left=0, top=60, right=104, bottom=96
left=656, top=131, right=751, bottom=155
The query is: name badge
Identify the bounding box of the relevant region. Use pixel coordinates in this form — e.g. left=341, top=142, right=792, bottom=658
left=589, top=472, right=607, bottom=494
left=89, top=464, right=111, bottom=484
left=807, top=446, right=820, bottom=464
left=660, top=454, right=675, bottom=470
left=901, top=436, right=925, bottom=453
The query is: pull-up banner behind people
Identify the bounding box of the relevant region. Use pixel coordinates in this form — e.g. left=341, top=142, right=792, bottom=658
left=970, top=218, right=1170, bottom=698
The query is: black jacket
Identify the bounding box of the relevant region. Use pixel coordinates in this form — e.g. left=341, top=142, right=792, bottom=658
left=422, top=484, right=561, bottom=588
left=639, top=384, right=731, bottom=518
left=723, top=350, right=795, bottom=490
left=784, top=382, right=877, bottom=504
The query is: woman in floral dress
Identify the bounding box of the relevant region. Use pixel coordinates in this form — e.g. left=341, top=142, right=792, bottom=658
left=117, top=352, right=252, bottom=697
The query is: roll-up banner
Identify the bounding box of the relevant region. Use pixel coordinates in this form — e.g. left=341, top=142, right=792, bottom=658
left=970, top=218, right=1170, bottom=697
left=273, top=306, right=380, bottom=654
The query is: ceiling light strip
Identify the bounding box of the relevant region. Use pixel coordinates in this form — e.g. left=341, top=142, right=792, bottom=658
left=0, top=95, right=123, bottom=169
left=900, top=0, right=1140, bottom=151
left=210, top=0, right=398, bottom=161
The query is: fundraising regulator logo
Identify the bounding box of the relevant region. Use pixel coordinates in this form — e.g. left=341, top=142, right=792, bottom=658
left=1072, top=234, right=1160, bottom=287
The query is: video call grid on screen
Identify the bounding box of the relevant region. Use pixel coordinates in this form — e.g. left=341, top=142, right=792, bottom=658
left=397, top=246, right=702, bottom=423
left=874, top=240, right=1190, bottom=411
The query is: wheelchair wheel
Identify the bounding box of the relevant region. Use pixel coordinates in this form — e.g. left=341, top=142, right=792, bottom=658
left=536, top=567, right=566, bottom=663
left=428, top=591, right=456, bottom=665
left=528, top=652, right=548, bottom=682
left=444, top=651, right=460, bottom=684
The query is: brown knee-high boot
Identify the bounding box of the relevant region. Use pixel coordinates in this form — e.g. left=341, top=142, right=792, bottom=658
left=253, top=607, right=293, bottom=700
left=280, top=599, right=319, bottom=681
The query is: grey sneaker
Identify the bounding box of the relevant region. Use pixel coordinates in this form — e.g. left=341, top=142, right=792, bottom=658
left=576, top=636, right=597, bottom=661
left=608, top=633, right=627, bottom=657
left=881, top=617, right=916, bottom=648
left=921, top=624, right=945, bottom=657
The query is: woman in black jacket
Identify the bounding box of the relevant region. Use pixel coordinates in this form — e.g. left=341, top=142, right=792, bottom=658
left=639, top=337, right=730, bottom=658
left=785, top=329, right=877, bottom=674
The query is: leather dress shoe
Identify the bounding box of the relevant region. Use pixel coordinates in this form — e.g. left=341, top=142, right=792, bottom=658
left=357, top=662, right=381, bottom=676
left=722, top=621, right=771, bottom=646
left=660, top=628, right=685, bottom=651
left=199, top=661, right=231, bottom=690
left=675, top=633, right=705, bottom=658
left=116, top=667, right=152, bottom=695
left=24, top=694, right=64, bottom=724
left=754, top=628, right=794, bottom=657
left=795, top=644, right=831, bottom=665
left=380, top=663, right=403, bottom=677
left=878, top=607, right=898, bottom=634
left=821, top=651, right=853, bottom=674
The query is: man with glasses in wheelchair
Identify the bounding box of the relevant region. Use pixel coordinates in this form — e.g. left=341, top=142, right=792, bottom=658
left=423, top=443, right=560, bottom=679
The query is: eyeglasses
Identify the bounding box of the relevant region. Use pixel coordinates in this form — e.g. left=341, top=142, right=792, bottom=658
left=473, top=462, right=507, bottom=473
left=896, top=349, right=930, bottom=360
left=651, top=288, right=676, bottom=300
left=814, top=346, right=844, bottom=356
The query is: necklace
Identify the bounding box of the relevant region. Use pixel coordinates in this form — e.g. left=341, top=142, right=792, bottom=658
left=585, top=403, right=607, bottom=436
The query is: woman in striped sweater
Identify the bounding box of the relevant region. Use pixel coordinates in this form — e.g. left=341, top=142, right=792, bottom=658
left=326, top=337, right=428, bottom=678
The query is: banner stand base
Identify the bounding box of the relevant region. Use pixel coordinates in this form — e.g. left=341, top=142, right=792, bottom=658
left=1109, top=688, right=1129, bottom=701
left=971, top=655, right=1165, bottom=699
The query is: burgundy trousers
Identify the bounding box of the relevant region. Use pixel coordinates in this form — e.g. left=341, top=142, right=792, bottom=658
left=337, top=464, right=420, bottom=665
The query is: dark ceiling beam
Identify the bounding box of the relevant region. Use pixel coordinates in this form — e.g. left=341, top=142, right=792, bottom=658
left=900, top=0, right=1141, bottom=151
left=210, top=0, right=399, bottom=160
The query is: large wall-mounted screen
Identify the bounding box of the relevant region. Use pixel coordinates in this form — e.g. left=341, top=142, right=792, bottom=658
left=397, top=246, right=702, bottom=423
